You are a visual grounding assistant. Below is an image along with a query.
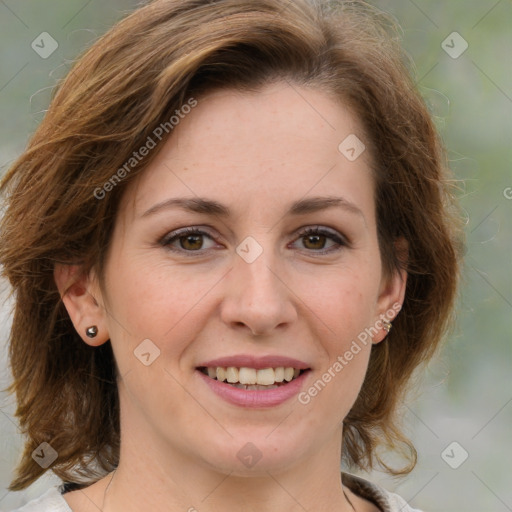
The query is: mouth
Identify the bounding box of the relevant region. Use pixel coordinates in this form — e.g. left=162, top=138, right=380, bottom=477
left=197, top=366, right=309, bottom=390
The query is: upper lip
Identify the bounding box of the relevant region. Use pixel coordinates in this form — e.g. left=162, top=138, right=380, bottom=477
left=198, top=355, right=310, bottom=370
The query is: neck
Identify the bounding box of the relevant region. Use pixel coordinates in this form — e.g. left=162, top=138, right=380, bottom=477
left=102, top=430, right=356, bottom=512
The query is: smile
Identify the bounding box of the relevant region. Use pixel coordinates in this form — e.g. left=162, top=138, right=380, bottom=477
left=196, top=365, right=311, bottom=408
left=198, top=366, right=306, bottom=389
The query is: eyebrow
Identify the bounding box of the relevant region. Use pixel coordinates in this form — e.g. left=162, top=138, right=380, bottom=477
left=141, top=195, right=365, bottom=220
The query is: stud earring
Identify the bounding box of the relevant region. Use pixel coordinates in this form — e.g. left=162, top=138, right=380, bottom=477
left=382, top=320, right=392, bottom=333
left=85, top=326, right=98, bottom=338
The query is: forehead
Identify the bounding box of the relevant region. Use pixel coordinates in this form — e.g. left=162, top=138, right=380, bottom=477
left=121, top=83, right=375, bottom=223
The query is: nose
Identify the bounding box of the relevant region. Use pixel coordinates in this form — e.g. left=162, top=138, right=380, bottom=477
left=220, top=246, right=297, bottom=337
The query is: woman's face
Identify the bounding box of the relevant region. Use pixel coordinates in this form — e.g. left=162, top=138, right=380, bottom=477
left=90, top=83, right=405, bottom=476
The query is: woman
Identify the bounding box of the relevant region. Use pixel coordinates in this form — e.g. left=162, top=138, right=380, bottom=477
left=0, top=0, right=462, bottom=511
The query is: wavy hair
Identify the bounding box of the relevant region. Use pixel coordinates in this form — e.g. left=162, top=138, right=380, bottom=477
left=0, top=0, right=462, bottom=490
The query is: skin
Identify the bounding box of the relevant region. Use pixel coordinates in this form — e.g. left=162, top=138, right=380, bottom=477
left=55, top=82, right=406, bottom=512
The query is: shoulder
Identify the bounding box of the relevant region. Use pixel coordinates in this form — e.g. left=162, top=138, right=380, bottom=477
left=9, top=486, right=72, bottom=512
left=343, top=473, right=424, bottom=512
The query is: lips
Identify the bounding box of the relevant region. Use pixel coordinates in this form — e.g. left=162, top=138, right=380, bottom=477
left=196, top=355, right=311, bottom=407
left=199, top=355, right=310, bottom=371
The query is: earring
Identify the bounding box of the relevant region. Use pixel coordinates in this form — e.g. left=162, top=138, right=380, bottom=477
left=85, top=326, right=98, bottom=338
left=382, top=320, right=392, bottom=333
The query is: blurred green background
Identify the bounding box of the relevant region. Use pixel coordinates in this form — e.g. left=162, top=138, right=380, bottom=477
left=0, top=1, right=511, bottom=511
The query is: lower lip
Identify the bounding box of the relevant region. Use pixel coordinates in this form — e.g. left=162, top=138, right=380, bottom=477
left=197, top=370, right=310, bottom=408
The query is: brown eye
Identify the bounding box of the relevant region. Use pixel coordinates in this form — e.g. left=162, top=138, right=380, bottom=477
left=161, top=227, right=216, bottom=254
left=292, top=226, right=347, bottom=254
left=180, top=234, right=204, bottom=251
left=302, top=233, right=327, bottom=250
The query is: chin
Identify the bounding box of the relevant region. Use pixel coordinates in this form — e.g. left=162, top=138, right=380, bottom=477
left=195, top=429, right=313, bottom=476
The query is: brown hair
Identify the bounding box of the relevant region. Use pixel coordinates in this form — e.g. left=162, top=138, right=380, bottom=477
left=0, top=0, right=462, bottom=491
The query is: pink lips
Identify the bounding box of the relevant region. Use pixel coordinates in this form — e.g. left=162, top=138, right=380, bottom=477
left=196, top=354, right=311, bottom=408
left=198, top=355, right=310, bottom=370
left=197, top=369, right=309, bottom=408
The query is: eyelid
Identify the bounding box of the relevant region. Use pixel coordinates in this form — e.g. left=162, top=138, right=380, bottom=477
left=159, top=224, right=349, bottom=256
left=296, top=225, right=348, bottom=242
left=291, top=225, right=349, bottom=254
left=159, top=226, right=217, bottom=247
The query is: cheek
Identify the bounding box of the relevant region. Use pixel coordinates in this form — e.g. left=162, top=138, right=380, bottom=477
left=319, top=283, right=375, bottom=379
left=294, top=266, right=378, bottom=407
left=297, top=282, right=374, bottom=422
left=298, top=263, right=381, bottom=343
left=102, top=254, right=219, bottom=361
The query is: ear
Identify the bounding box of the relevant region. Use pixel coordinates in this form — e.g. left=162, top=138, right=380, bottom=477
left=372, top=238, right=408, bottom=344
left=54, top=264, right=110, bottom=347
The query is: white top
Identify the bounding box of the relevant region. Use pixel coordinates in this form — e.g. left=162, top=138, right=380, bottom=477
left=10, top=474, right=422, bottom=512
left=10, top=487, right=72, bottom=512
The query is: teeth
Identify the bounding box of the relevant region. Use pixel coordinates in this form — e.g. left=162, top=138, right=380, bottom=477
left=226, top=367, right=238, bottom=383
left=283, top=367, right=294, bottom=382
left=256, top=368, right=275, bottom=385
left=203, top=366, right=304, bottom=386
left=239, top=367, right=257, bottom=385
left=232, top=383, right=279, bottom=390
left=274, top=367, right=284, bottom=382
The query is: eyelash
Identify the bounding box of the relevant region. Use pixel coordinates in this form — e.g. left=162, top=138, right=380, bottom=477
left=160, top=226, right=348, bottom=257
